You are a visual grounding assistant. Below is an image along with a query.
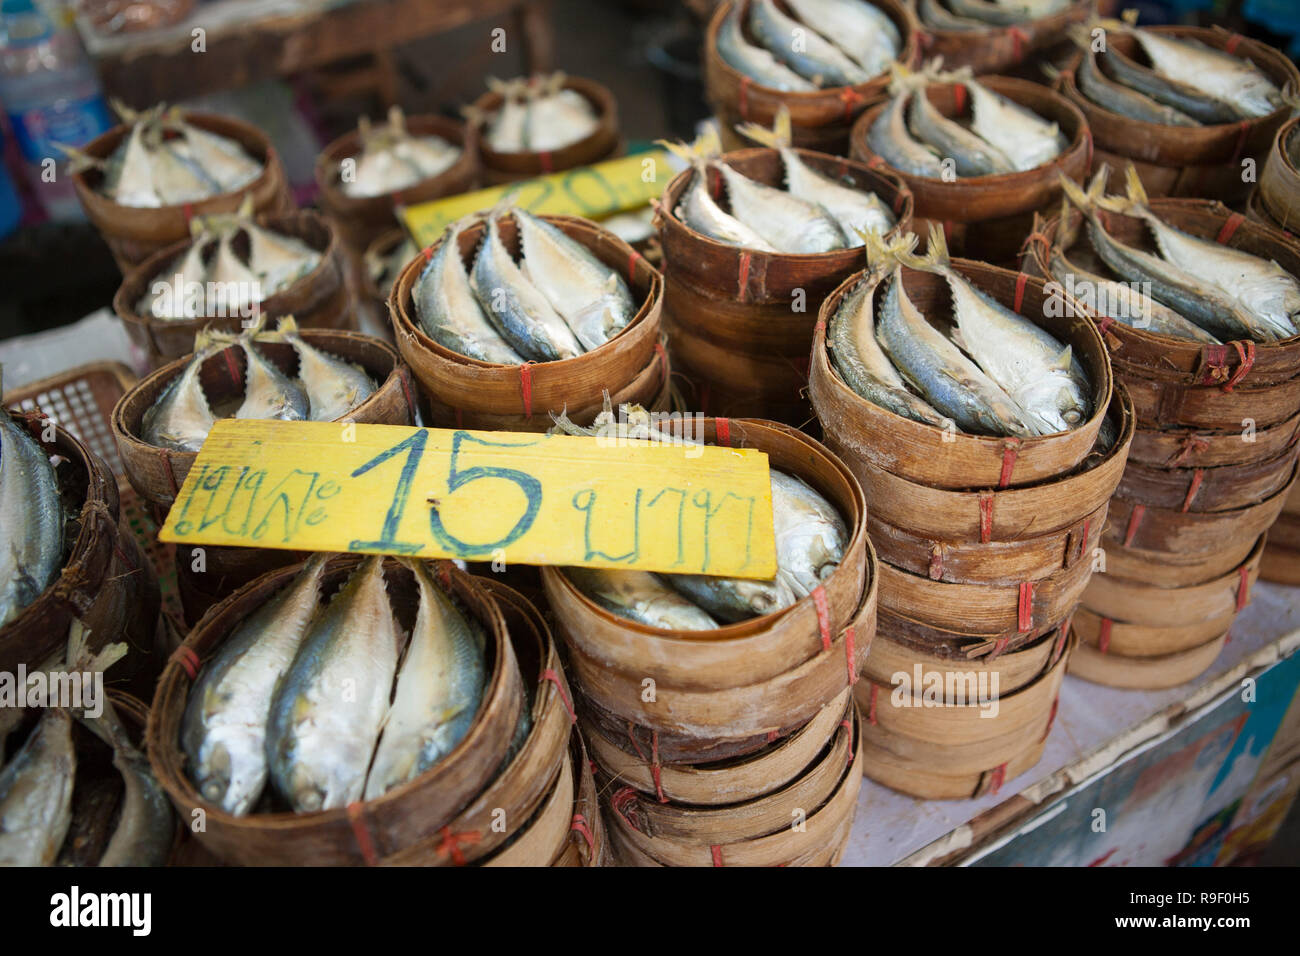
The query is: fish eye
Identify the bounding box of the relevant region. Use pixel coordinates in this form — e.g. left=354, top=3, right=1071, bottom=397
left=1065, top=409, right=1082, bottom=425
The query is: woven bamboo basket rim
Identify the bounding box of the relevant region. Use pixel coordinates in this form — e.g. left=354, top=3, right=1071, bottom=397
left=389, top=213, right=662, bottom=416
left=610, top=803, right=854, bottom=866
left=313, top=113, right=479, bottom=213
left=1073, top=604, right=1236, bottom=658
left=581, top=685, right=852, bottom=807
left=876, top=604, right=1067, bottom=659
left=862, top=615, right=1068, bottom=693
left=379, top=577, right=573, bottom=866
left=1119, top=370, right=1300, bottom=432
left=481, top=753, right=573, bottom=867
left=605, top=707, right=862, bottom=867
left=111, top=209, right=347, bottom=354
left=848, top=74, right=1090, bottom=204
left=112, top=327, right=412, bottom=510
left=1101, top=534, right=1261, bottom=589
left=1025, top=197, right=1300, bottom=383
left=1115, top=443, right=1299, bottom=514
left=1083, top=535, right=1264, bottom=627
left=552, top=559, right=875, bottom=743
left=1127, top=408, right=1300, bottom=468
left=868, top=500, right=1106, bottom=586
left=1260, top=116, right=1300, bottom=231
left=913, top=0, right=1090, bottom=49
left=360, top=227, right=411, bottom=304
left=854, top=631, right=1072, bottom=743
left=862, top=727, right=1047, bottom=800
left=810, top=258, right=1115, bottom=489
left=1069, top=629, right=1227, bottom=690
left=468, top=74, right=619, bottom=173
left=71, top=110, right=288, bottom=242
left=1261, top=542, right=1300, bottom=585
left=560, top=732, right=606, bottom=867
left=704, top=0, right=919, bottom=111
left=540, top=417, right=871, bottom=685
left=601, top=703, right=852, bottom=844
left=145, top=555, right=524, bottom=866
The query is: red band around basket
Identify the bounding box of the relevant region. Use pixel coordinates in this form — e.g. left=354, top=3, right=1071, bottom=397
left=182, top=203, right=194, bottom=222
left=159, top=448, right=180, bottom=497
left=1216, top=212, right=1246, bottom=245
left=346, top=802, right=379, bottom=865
left=868, top=683, right=879, bottom=725
left=434, top=562, right=453, bottom=590
left=1098, top=617, right=1112, bottom=654
left=978, top=491, right=995, bottom=544
left=1123, top=504, right=1145, bottom=547
left=989, top=637, right=1010, bottom=660
left=650, top=731, right=667, bottom=803
left=611, top=786, right=640, bottom=831
left=891, top=189, right=905, bottom=214
left=1009, top=26, right=1028, bottom=62
left=1021, top=230, right=1053, bottom=262
left=736, top=251, right=753, bottom=302
left=1181, top=469, right=1205, bottom=512
left=1225, top=32, right=1244, bottom=54
left=813, top=585, right=832, bottom=652
left=570, top=814, right=595, bottom=851
left=999, top=437, right=1022, bottom=488
left=1084, top=128, right=1094, bottom=170
left=436, top=825, right=480, bottom=866
left=989, top=763, right=1007, bottom=795
left=454, top=407, right=464, bottom=429
left=1041, top=695, right=1059, bottom=743
left=1168, top=433, right=1209, bottom=467
left=952, top=82, right=967, bottom=115
left=1053, top=618, right=1069, bottom=662
left=839, top=86, right=864, bottom=121
left=422, top=245, right=434, bottom=262
left=1218, top=340, right=1256, bottom=393
left=172, top=645, right=201, bottom=681
left=654, top=341, right=668, bottom=377
left=519, top=361, right=535, bottom=419
left=397, top=368, right=417, bottom=420
left=1013, top=272, right=1029, bottom=314
left=845, top=625, right=858, bottom=685
left=542, top=668, right=576, bottom=724
left=1017, top=581, right=1035, bottom=633
left=866, top=155, right=886, bottom=170
left=766, top=730, right=779, bottom=743
left=1237, top=566, right=1251, bottom=610
left=738, top=76, right=751, bottom=120
left=627, top=249, right=643, bottom=284
left=711, top=845, right=724, bottom=867
left=1079, top=518, right=1091, bottom=563
left=840, top=718, right=854, bottom=766
left=625, top=722, right=648, bottom=762
left=715, top=417, right=732, bottom=446
left=929, top=543, right=944, bottom=581
left=1096, top=314, right=1116, bottom=337
left=538, top=151, right=554, bottom=174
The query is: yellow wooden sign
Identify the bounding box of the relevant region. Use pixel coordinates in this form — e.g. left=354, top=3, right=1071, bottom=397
left=400, top=149, right=675, bottom=247
left=158, top=420, right=777, bottom=578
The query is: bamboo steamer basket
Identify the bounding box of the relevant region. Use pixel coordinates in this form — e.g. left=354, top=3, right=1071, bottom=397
left=582, top=686, right=852, bottom=807
left=1261, top=528, right=1300, bottom=585
left=1114, top=444, right=1299, bottom=513
left=359, top=228, right=412, bottom=337
left=71, top=111, right=294, bottom=274
left=657, top=148, right=912, bottom=424
left=860, top=733, right=1046, bottom=800
left=848, top=76, right=1091, bottom=264
left=875, top=606, right=1062, bottom=660
left=542, top=418, right=875, bottom=757
left=1118, top=363, right=1300, bottom=431
left=391, top=213, right=664, bottom=431
left=1126, top=410, right=1300, bottom=469
left=1102, top=534, right=1261, bottom=588
left=703, top=0, right=919, bottom=155
left=1023, top=198, right=1300, bottom=387
left=1083, top=535, right=1264, bottom=631
left=1054, top=28, right=1299, bottom=204
left=0, top=408, right=161, bottom=696
left=469, top=75, right=620, bottom=184
left=1072, top=606, right=1234, bottom=658
left=112, top=210, right=355, bottom=371
left=1101, top=465, right=1296, bottom=553
left=549, top=734, right=608, bottom=867
left=1258, top=117, right=1300, bottom=234
left=1069, top=631, right=1228, bottom=689
left=315, top=115, right=478, bottom=259
left=146, top=556, right=525, bottom=866
left=606, top=710, right=863, bottom=867
left=380, top=579, right=575, bottom=866
left=113, top=329, right=417, bottom=512
left=1245, top=186, right=1291, bottom=237
left=914, top=0, right=1092, bottom=76
left=809, top=260, right=1114, bottom=489
left=482, top=748, right=575, bottom=867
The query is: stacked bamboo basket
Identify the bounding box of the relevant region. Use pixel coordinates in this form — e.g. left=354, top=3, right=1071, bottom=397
left=1024, top=198, right=1300, bottom=690
left=541, top=418, right=875, bottom=865
left=1262, top=484, right=1300, bottom=585
left=656, top=148, right=911, bottom=424
left=848, top=74, right=1091, bottom=265
left=1250, top=116, right=1300, bottom=237
left=809, top=258, right=1129, bottom=799
left=913, top=0, right=1092, bottom=76
left=147, top=557, right=605, bottom=866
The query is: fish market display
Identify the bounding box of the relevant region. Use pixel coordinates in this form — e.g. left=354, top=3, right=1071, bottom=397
left=869, top=64, right=1066, bottom=177
left=181, top=557, right=486, bottom=814
left=666, top=129, right=894, bottom=253
left=566, top=466, right=847, bottom=630
left=716, top=1, right=815, bottom=92
left=136, top=200, right=321, bottom=320
left=917, top=0, right=1070, bottom=30
left=1059, top=166, right=1300, bottom=342
left=140, top=319, right=378, bottom=451
left=413, top=208, right=636, bottom=363
left=366, top=235, right=417, bottom=299
left=0, top=708, right=75, bottom=865
left=477, top=73, right=599, bottom=153
left=735, top=0, right=897, bottom=89
left=0, top=394, right=64, bottom=629
left=71, top=102, right=262, bottom=208
left=340, top=107, right=462, bottom=199
left=1071, top=18, right=1286, bottom=124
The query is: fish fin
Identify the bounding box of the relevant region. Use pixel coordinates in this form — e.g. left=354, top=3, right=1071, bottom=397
left=1123, top=163, right=1150, bottom=206
left=1064, top=24, right=1092, bottom=52
left=387, top=105, right=407, bottom=136
left=1057, top=171, right=1096, bottom=213
left=55, top=143, right=104, bottom=174
left=896, top=223, right=948, bottom=274
left=950, top=327, right=971, bottom=355
left=735, top=105, right=790, bottom=149
left=887, top=61, right=925, bottom=96
left=461, top=103, right=488, bottom=127
left=1120, top=8, right=1139, bottom=25
left=1053, top=344, right=1074, bottom=371
left=275, top=315, right=300, bottom=337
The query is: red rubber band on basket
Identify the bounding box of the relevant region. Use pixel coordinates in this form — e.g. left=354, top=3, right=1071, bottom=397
left=988, top=763, right=1007, bottom=795
left=570, top=814, right=595, bottom=851
left=845, top=625, right=858, bottom=685
left=1009, top=26, right=1029, bottom=62
left=1220, top=341, right=1256, bottom=393
left=839, top=86, right=864, bottom=122
left=650, top=731, right=667, bottom=804
left=989, top=637, right=1010, bottom=660
left=611, top=787, right=640, bottom=831
left=766, top=730, right=779, bottom=743
left=978, top=491, right=995, bottom=544
left=627, top=249, right=642, bottom=285
left=182, top=203, right=194, bottom=223
left=1098, top=617, right=1112, bottom=654
left=422, top=245, right=434, bottom=263
left=999, top=438, right=1022, bottom=488
left=346, top=803, right=379, bottom=866
left=813, top=585, right=832, bottom=652
left=159, top=448, right=180, bottom=497
left=434, top=562, right=453, bottom=590
left=172, top=645, right=201, bottom=681
left=1017, top=581, right=1035, bottom=633
left=715, top=417, right=732, bottom=447
left=736, top=251, right=753, bottom=302
left=1225, top=32, right=1244, bottom=54
left=1180, top=469, right=1205, bottom=512
left=891, top=189, right=906, bottom=214
left=437, top=826, right=480, bottom=866
left=542, top=668, right=576, bottom=724
left=866, top=154, right=886, bottom=170
left=867, top=684, right=879, bottom=725
left=397, top=368, right=417, bottom=421
left=1168, top=434, right=1208, bottom=468
left=711, top=845, right=725, bottom=867
left=1237, top=566, right=1252, bottom=610
left=929, top=543, right=944, bottom=580
left=1040, top=695, right=1060, bottom=743
left=1216, top=212, right=1246, bottom=245
left=1123, top=504, right=1146, bottom=547
left=1084, top=128, right=1094, bottom=170
left=952, top=82, right=967, bottom=114
left=1053, top=618, right=1070, bottom=662
left=738, top=76, right=751, bottom=120
left=1013, top=272, right=1029, bottom=314
left=538, top=151, right=554, bottom=174
left=654, top=341, right=668, bottom=377
left=519, top=361, right=535, bottom=419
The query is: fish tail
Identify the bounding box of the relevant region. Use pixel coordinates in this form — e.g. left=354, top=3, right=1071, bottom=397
left=1122, top=163, right=1150, bottom=206
left=55, top=143, right=104, bottom=174
left=1057, top=170, right=1096, bottom=213
left=896, top=223, right=948, bottom=273
left=1119, top=8, right=1139, bottom=26
left=735, top=105, right=792, bottom=150
left=887, top=61, right=926, bottom=97
left=461, top=103, right=488, bottom=127
left=386, top=104, right=407, bottom=135
left=1064, top=24, right=1092, bottom=51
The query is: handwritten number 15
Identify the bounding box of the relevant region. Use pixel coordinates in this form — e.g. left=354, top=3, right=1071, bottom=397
left=428, top=431, right=542, bottom=556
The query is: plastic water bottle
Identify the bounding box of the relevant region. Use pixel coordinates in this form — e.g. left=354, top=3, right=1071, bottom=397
left=0, top=0, right=112, bottom=220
